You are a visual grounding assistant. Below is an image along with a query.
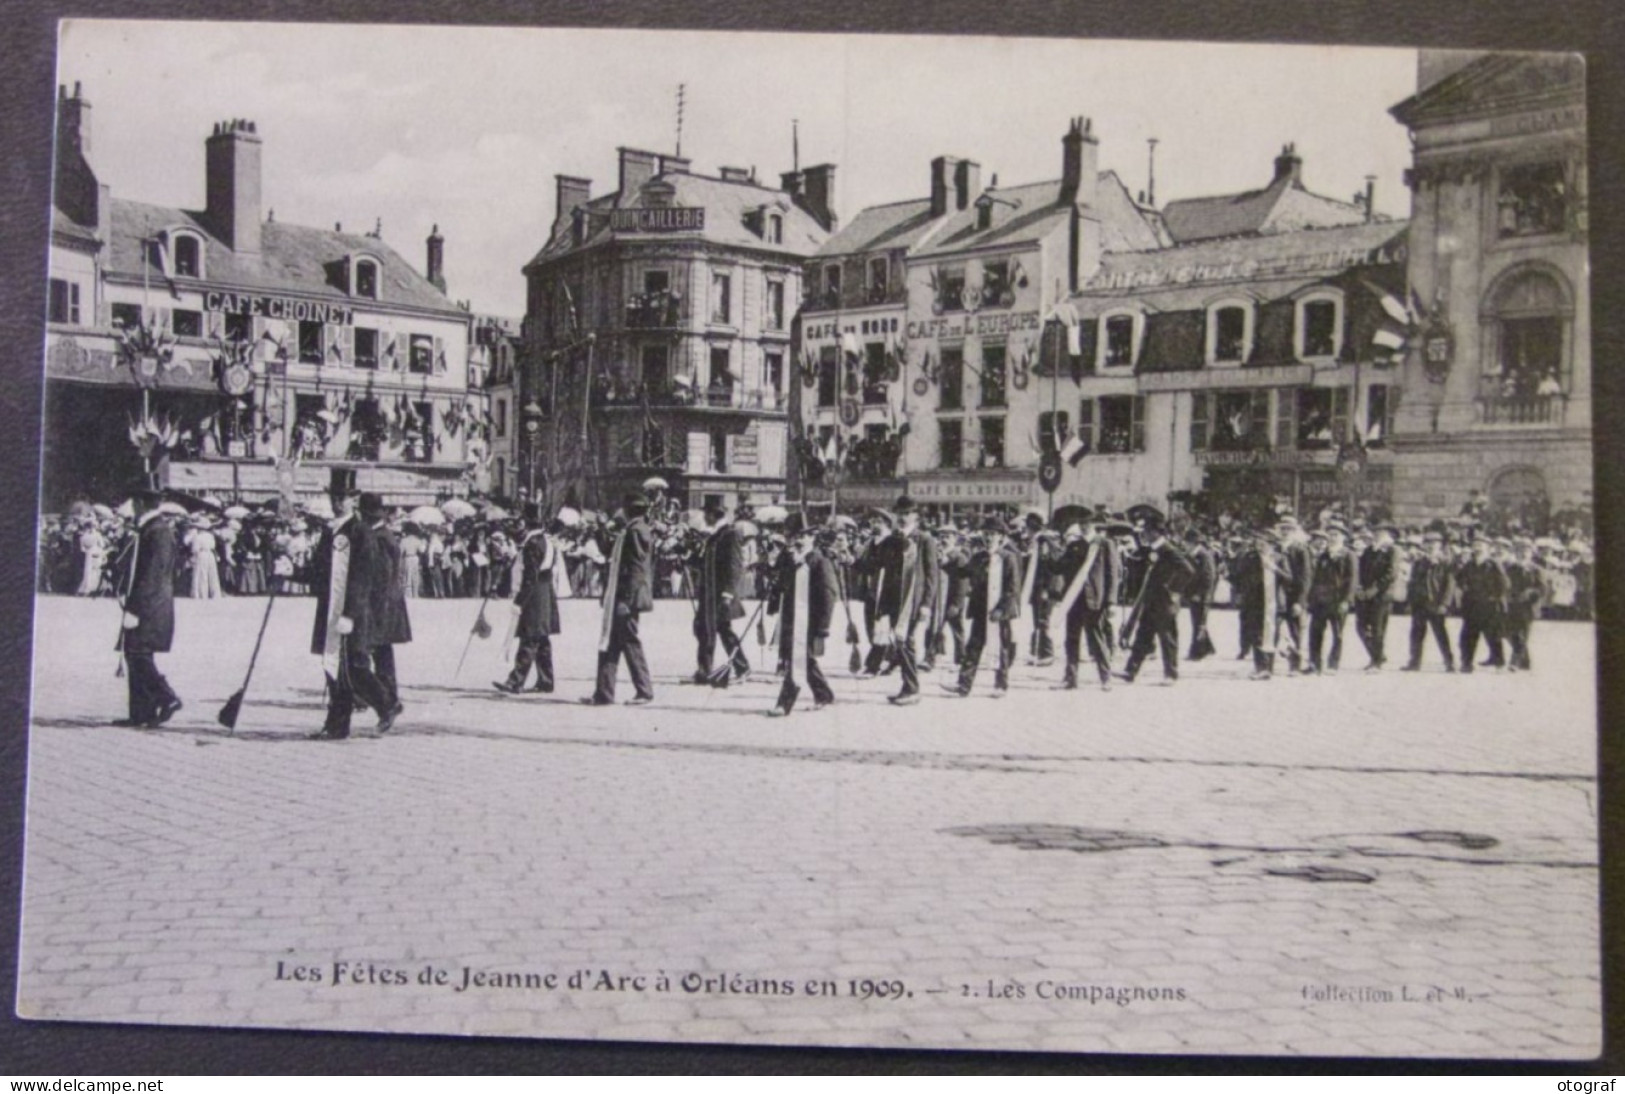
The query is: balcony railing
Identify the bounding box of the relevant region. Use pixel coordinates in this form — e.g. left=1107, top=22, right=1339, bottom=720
left=625, top=291, right=685, bottom=330
left=1479, top=393, right=1567, bottom=426
left=592, top=381, right=788, bottom=412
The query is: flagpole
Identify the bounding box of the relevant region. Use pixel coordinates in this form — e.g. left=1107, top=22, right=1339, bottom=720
left=1048, top=318, right=1059, bottom=522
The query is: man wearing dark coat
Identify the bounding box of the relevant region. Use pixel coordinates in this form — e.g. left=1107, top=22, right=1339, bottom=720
left=943, top=516, right=1022, bottom=697
left=1230, top=529, right=1287, bottom=680
left=913, top=514, right=944, bottom=673
left=1054, top=517, right=1121, bottom=689
left=1353, top=525, right=1399, bottom=671
left=1183, top=528, right=1219, bottom=662
left=1119, top=512, right=1197, bottom=685
left=1021, top=511, right=1059, bottom=667
left=1401, top=532, right=1457, bottom=672
left=114, top=481, right=182, bottom=728
left=933, top=529, right=971, bottom=667
left=766, top=516, right=838, bottom=716
left=692, top=498, right=751, bottom=687
left=585, top=494, right=656, bottom=706
left=363, top=493, right=411, bottom=725
left=1456, top=537, right=1510, bottom=674
left=1504, top=538, right=1548, bottom=671
left=496, top=503, right=562, bottom=694
left=1273, top=517, right=1312, bottom=674
left=309, top=471, right=393, bottom=739
left=1305, top=525, right=1357, bottom=674
left=873, top=497, right=927, bottom=705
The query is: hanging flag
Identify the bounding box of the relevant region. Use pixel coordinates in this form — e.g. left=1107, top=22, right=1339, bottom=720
left=1365, top=280, right=1421, bottom=367
left=1047, top=301, right=1083, bottom=355
left=1061, top=433, right=1089, bottom=467
left=840, top=331, right=861, bottom=360
left=561, top=282, right=580, bottom=334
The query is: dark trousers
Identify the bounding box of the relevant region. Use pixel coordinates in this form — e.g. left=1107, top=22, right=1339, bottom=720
left=506, top=636, right=555, bottom=692
left=1275, top=607, right=1305, bottom=671
left=697, top=614, right=750, bottom=682
left=1459, top=612, right=1498, bottom=673
left=1186, top=601, right=1215, bottom=660
left=1063, top=604, right=1113, bottom=685
left=1355, top=600, right=1392, bottom=667
left=326, top=640, right=391, bottom=733
left=1478, top=611, right=1506, bottom=667
left=124, top=650, right=178, bottom=723
left=595, top=611, right=653, bottom=702
left=1506, top=615, right=1533, bottom=670
left=958, top=618, right=1015, bottom=692
left=372, top=644, right=399, bottom=711
left=1029, top=601, right=1055, bottom=662
left=937, top=614, right=965, bottom=665
left=892, top=624, right=921, bottom=696
left=1407, top=610, right=1454, bottom=669
left=1125, top=612, right=1180, bottom=681
left=775, top=648, right=834, bottom=712
left=1308, top=606, right=1347, bottom=671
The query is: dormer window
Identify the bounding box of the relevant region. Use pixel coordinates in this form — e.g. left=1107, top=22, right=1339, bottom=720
left=823, top=263, right=842, bottom=307
left=1294, top=290, right=1343, bottom=360
left=1206, top=299, right=1255, bottom=367
left=1097, top=311, right=1144, bottom=370
left=355, top=258, right=379, bottom=299
left=767, top=214, right=783, bottom=244
left=173, top=235, right=200, bottom=278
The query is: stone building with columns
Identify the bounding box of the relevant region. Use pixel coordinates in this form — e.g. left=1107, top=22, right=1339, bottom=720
left=1385, top=51, right=1590, bottom=529
left=44, top=83, right=478, bottom=509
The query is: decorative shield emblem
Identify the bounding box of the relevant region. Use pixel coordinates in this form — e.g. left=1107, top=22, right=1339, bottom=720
left=1423, top=328, right=1453, bottom=385
left=1038, top=451, right=1063, bottom=494
left=839, top=399, right=860, bottom=428
left=912, top=376, right=930, bottom=398
left=222, top=363, right=253, bottom=397
left=134, top=354, right=160, bottom=387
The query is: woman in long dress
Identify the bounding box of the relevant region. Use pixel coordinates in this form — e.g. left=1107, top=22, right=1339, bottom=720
left=76, top=520, right=107, bottom=596
left=187, top=519, right=222, bottom=599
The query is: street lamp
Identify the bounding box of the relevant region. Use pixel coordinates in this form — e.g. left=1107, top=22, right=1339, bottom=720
left=521, top=398, right=544, bottom=505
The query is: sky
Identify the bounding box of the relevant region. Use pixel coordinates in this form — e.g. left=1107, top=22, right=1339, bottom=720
left=56, top=21, right=1420, bottom=317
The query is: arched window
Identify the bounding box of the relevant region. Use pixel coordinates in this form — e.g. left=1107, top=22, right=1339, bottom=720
left=1205, top=297, right=1255, bottom=367
left=1293, top=289, right=1343, bottom=360
left=1482, top=265, right=1572, bottom=420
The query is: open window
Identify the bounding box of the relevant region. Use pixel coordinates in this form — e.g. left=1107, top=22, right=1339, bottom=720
left=1295, top=290, right=1343, bottom=360
left=1097, top=311, right=1142, bottom=370
left=1206, top=299, right=1254, bottom=366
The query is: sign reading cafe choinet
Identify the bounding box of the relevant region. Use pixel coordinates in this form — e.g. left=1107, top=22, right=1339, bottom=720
left=203, top=290, right=355, bottom=326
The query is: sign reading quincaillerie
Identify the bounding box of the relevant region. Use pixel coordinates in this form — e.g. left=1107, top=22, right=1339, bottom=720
left=610, top=207, right=706, bottom=232
left=204, top=291, right=354, bottom=326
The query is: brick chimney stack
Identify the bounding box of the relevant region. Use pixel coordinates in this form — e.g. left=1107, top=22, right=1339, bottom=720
left=1273, top=142, right=1304, bottom=187
left=1060, top=116, right=1098, bottom=206
left=800, top=163, right=837, bottom=232
left=53, top=82, right=105, bottom=230
left=426, top=224, right=446, bottom=293
left=205, top=118, right=262, bottom=254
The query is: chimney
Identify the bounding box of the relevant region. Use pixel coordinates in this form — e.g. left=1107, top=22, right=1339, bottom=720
left=660, top=154, right=691, bottom=175
left=801, top=163, right=837, bottom=232
left=1364, top=175, right=1376, bottom=223
left=618, top=147, right=660, bottom=201
left=930, top=156, right=957, bottom=218
left=780, top=170, right=803, bottom=200
left=954, top=159, right=981, bottom=212
left=555, top=175, right=591, bottom=220
left=1060, top=116, right=1098, bottom=206
left=720, top=166, right=753, bottom=183
left=53, top=82, right=101, bottom=229
left=1273, top=142, right=1303, bottom=187
left=205, top=118, right=262, bottom=254
left=426, top=223, right=446, bottom=293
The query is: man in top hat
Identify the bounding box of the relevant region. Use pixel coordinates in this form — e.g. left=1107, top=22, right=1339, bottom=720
left=585, top=492, right=656, bottom=706
left=1182, top=526, right=1219, bottom=662
left=1020, top=510, right=1060, bottom=668
left=1305, top=524, right=1356, bottom=674
left=1054, top=516, right=1122, bottom=690
left=1456, top=536, right=1509, bottom=674
left=692, top=496, right=752, bottom=687
left=943, top=515, right=1023, bottom=697
left=362, top=492, right=411, bottom=724
left=1503, top=537, right=1548, bottom=672
left=1353, top=524, right=1399, bottom=672
left=309, top=470, right=394, bottom=739
left=1118, top=509, right=1196, bottom=685
left=765, top=514, right=838, bottom=716
left=114, top=477, right=183, bottom=728
left=1401, top=531, right=1457, bottom=672
left=495, top=501, right=561, bottom=694
left=872, top=495, right=928, bottom=705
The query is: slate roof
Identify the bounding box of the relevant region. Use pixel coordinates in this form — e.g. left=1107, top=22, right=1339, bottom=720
left=51, top=207, right=99, bottom=248
left=911, top=170, right=1165, bottom=259
left=816, top=197, right=938, bottom=258
left=105, top=198, right=462, bottom=316
left=1161, top=173, right=1378, bottom=245
left=528, top=170, right=830, bottom=268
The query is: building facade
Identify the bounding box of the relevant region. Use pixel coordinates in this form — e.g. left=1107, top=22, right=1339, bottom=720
left=469, top=313, right=523, bottom=501
left=1387, top=52, right=1590, bottom=528
left=44, top=84, right=477, bottom=510
left=521, top=147, right=832, bottom=513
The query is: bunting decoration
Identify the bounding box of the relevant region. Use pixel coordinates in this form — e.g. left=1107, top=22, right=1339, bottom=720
left=113, top=318, right=178, bottom=387
left=127, top=410, right=179, bottom=461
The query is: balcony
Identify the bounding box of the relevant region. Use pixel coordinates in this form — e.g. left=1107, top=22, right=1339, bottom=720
left=624, top=290, right=685, bottom=330
left=592, top=379, right=788, bottom=413
left=1478, top=394, right=1567, bottom=426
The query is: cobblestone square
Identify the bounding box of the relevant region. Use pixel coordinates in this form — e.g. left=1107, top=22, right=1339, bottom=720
left=16, top=594, right=1601, bottom=1059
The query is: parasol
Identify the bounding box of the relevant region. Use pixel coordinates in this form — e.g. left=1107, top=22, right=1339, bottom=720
left=734, top=520, right=759, bottom=538
left=224, top=505, right=251, bottom=519
left=754, top=505, right=789, bottom=524
left=408, top=505, right=446, bottom=525
left=556, top=506, right=582, bottom=528
left=91, top=503, right=115, bottom=519
left=441, top=498, right=477, bottom=520
left=480, top=504, right=509, bottom=520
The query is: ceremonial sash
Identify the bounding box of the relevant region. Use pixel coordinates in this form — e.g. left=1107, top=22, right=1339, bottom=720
left=1056, top=540, right=1102, bottom=617
left=598, top=528, right=626, bottom=652
left=1018, top=541, right=1040, bottom=611
left=871, top=566, right=892, bottom=647
left=321, top=525, right=350, bottom=675
left=986, top=549, right=1004, bottom=626
left=513, top=530, right=556, bottom=593
left=788, top=559, right=810, bottom=687
left=1262, top=554, right=1279, bottom=654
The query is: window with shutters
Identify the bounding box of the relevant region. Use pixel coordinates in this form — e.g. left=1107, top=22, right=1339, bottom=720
left=867, top=257, right=889, bottom=304
left=766, top=280, right=785, bottom=331
left=1295, top=291, right=1342, bottom=360
left=766, top=215, right=782, bottom=244
left=1194, top=389, right=1270, bottom=452
left=708, top=346, right=734, bottom=406
left=1294, top=387, right=1349, bottom=450
left=938, top=266, right=967, bottom=313
left=978, top=416, right=1005, bottom=468
left=822, top=264, right=842, bottom=308
left=47, top=279, right=80, bottom=325
left=1206, top=300, right=1253, bottom=366
left=348, top=398, right=385, bottom=461
left=939, top=345, right=965, bottom=411
left=172, top=309, right=202, bottom=338
left=408, top=333, right=434, bottom=374
left=224, top=311, right=252, bottom=343
left=817, top=346, right=838, bottom=408
left=111, top=302, right=143, bottom=330
left=1077, top=399, right=1096, bottom=454
left=406, top=402, right=434, bottom=463
left=642, top=344, right=671, bottom=399
left=980, top=260, right=1011, bottom=309
left=939, top=419, right=963, bottom=470
left=979, top=343, right=1007, bottom=408
left=710, top=428, right=728, bottom=473
left=1275, top=388, right=1296, bottom=450
left=298, top=320, right=324, bottom=365
left=354, top=328, right=379, bottom=369
left=765, top=351, right=785, bottom=407
left=1097, top=395, right=1144, bottom=454
left=862, top=343, right=888, bottom=405
left=1038, top=411, right=1070, bottom=456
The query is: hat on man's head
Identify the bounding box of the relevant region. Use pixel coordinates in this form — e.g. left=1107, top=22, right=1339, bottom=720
left=358, top=492, right=386, bottom=519
left=894, top=495, right=916, bottom=515
left=980, top=513, right=1007, bottom=533
left=702, top=496, right=728, bottom=516
left=523, top=501, right=546, bottom=526
left=327, top=467, right=359, bottom=498
left=625, top=492, right=651, bottom=513
left=785, top=512, right=811, bottom=538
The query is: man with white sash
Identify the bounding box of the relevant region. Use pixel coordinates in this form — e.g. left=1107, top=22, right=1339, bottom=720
left=1054, top=517, right=1122, bottom=691
left=766, top=515, right=838, bottom=717
left=495, top=501, right=562, bottom=694
left=692, top=497, right=751, bottom=687
left=874, top=496, right=927, bottom=706
left=583, top=493, right=656, bottom=706
left=309, top=468, right=392, bottom=739
left=942, top=514, right=1022, bottom=697
left=1232, top=527, right=1285, bottom=681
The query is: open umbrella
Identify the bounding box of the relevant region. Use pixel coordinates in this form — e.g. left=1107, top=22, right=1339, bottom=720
left=755, top=505, right=789, bottom=525
left=91, top=503, right=115, bottom=519
left=734, top=520, right=759, bottom=538
left=408, top=505, right=446, bottom=525
left=224, top=505, right=251, bottom=519
left=480, top=504, right=509, bottom=521
left=556, top=506, right=582, bottom=528
left=442, top=498, right=477, bottom=520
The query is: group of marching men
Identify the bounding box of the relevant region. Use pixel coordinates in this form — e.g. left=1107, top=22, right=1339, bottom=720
left=108, top=468, right=1551, bottom=733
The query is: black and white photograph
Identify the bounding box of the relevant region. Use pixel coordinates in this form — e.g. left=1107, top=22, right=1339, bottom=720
left=18, top=19, right=1598, bottom=1060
